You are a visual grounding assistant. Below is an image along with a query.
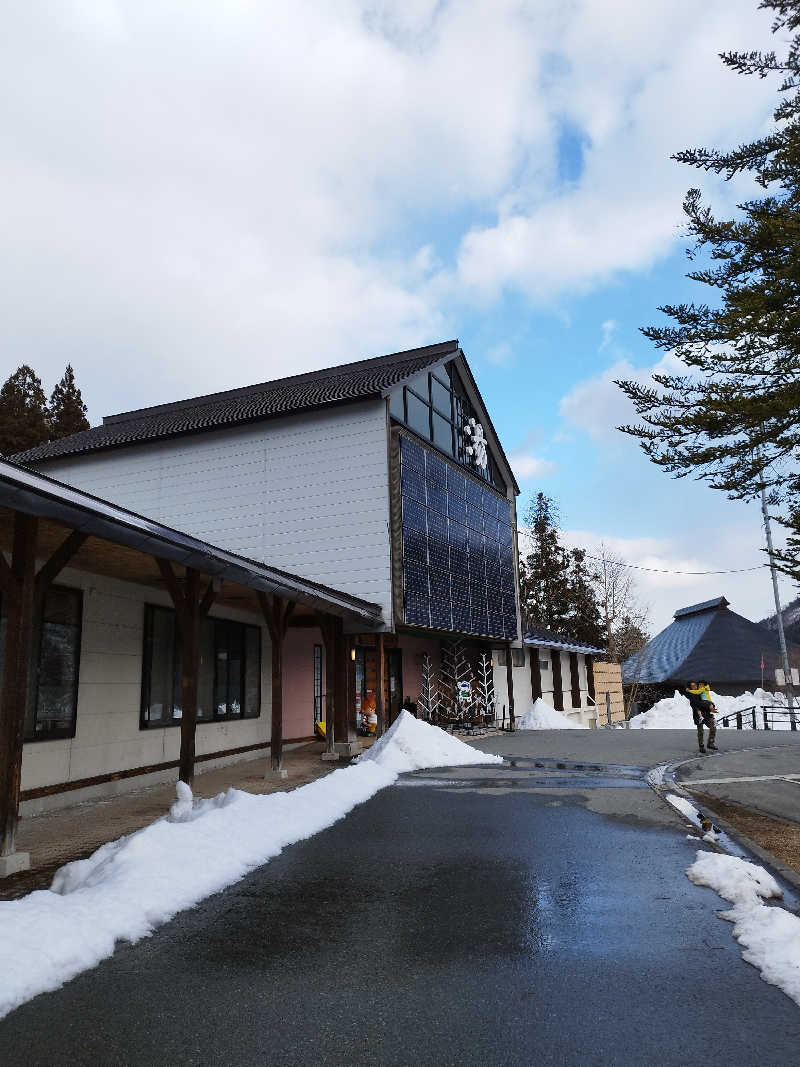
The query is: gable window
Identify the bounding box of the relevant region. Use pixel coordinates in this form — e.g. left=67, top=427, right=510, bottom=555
left=0, top=585, right=82, bottom=741
left=141, top=605, right=261, bottom=728
left=389, top=362, right=506, bottom=491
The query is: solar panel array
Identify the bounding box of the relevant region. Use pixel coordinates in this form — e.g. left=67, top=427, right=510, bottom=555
left=400, top=435, right=518, bottom=639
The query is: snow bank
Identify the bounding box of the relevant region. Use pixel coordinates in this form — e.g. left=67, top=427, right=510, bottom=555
left=687, top=852, right=800, bottom=1006
left=0, top=712, right=498, bottom=1020
left=516, top=697, right=588, bottom=730
left=630, top=688, right=795, bottom=729
left=357, top=710, right=503, bottom=773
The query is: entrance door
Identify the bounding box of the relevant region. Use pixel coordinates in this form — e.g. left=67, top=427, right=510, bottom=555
left=387, top=648, right=403, bottom=724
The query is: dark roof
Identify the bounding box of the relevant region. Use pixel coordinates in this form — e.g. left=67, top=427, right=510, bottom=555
left=524, top=624, right=605, bottom=656
left=0, top=459, right=382, bottom=624
left=622, top=596, right=800, bottom=685
left=12, top=340, right=460, bottom=464
left=674, top=596, right=729, bottom=619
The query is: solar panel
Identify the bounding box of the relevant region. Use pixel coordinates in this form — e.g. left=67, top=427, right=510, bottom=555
left=399, top=434, right=517, bottom=639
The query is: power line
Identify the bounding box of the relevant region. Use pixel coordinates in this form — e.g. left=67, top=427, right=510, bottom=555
left=581, top=552, right=766, bottom=576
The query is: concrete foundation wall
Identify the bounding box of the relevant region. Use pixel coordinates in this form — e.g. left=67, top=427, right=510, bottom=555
left=20, top=566, right=273, bottom=802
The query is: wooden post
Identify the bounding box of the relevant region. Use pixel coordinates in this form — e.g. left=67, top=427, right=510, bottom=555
left=258, top=592, right=295, bottom=777
left=529, top=647, right=542, bottom=701
left=586, top=656, right=595, bottom=703
left=505, top=642, right=515, bottom=731
left=334, top=624, right=349, bottom=747
left=569, top=652, right=581, bottom=710
left=375, top=632, right=386, bottom=738
left=0, top=519, right=88, bottom=871
left=158, top=560, right=217, bottom=785
left=0, top=514, right=38, bottom=865
left=345, top=636, right=357, bottom=744
left=314, top=612, right=340, bottom=760
left=552, top=649, right=564, bottom=711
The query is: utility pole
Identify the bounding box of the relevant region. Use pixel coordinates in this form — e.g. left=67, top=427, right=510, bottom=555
left=760, top=482, right=795, bottom=725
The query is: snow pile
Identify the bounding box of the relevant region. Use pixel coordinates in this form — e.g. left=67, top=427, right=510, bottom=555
left=0, top=712, right=496, bottom=1020
left=516, top=697, right=588, bottom=730
left=357, top=710, right=503, bottom=773
left=687, top=852, right=800, bottom=1006
left=630, top=688, right=795, bottom=729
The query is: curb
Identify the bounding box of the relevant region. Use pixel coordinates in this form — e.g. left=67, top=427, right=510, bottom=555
left=646, top=755, right=800, bottom=908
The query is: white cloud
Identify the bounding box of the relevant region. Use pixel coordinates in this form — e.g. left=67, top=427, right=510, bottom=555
left=562, top=522, right=791, bottom=634
left=559, top=347, right=685, bottom=441
left=509, top=451, right=557, bottom=480
left=0, top=1, right=779, bottom=419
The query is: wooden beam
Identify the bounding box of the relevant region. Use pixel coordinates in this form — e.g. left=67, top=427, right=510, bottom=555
left=34, top=530, right=88, bottom=601
left=530, top=647, right=542, bottom=701
left=375, top=632, right=386, bottom=738
left=258, top=592, right=295, bottom=774
left=586, top=655, right=595, bottom=703
left=0, top=513, right=38, bottom=859
left=155, top=559, right=217, bottom=785
left=569, top=652, right=581, bottom=709
left=551, top=650, right=564, bottom=711
left=505, top=641, right=515, bottom=730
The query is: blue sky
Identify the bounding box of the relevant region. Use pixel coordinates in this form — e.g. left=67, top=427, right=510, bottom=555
left=1, top=0, right=792, bottom=630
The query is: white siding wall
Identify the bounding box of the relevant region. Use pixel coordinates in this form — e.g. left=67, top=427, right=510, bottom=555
left=40, top=400, right=393, bottom=622
left=20, top=566, right=272, bottom=812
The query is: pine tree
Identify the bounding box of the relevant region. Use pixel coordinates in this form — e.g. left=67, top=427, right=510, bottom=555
left=565, top=549, right=605, bottom=647
left=48, top=364, right=89, bottom=440
left=0, top=365, right=49, bottom=456
left=616, top=1, right=800, bottom=576
left=518, top=493, right=572, bottom=633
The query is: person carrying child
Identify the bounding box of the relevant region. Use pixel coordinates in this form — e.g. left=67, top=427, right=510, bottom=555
left=685, top=680, right=718, bottom=754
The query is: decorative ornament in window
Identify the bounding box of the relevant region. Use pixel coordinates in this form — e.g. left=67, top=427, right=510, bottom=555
left=463, top=418, right=488, bottom=469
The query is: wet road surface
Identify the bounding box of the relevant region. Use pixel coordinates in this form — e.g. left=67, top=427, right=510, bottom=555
left=1, top=754, right=799, bottom=1066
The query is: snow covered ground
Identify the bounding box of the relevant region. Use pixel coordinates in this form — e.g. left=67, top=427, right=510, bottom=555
left=516, top=697, right=588, bottom=730
left=630, top=689, right=797, bottom=730
left=0, top=712, right=501, bottom=1020
left=687, top=851, right=800, bottom=1007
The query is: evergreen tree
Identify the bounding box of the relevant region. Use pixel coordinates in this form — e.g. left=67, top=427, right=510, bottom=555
left=48, top=364, right=89, bottom=440
left=518, top=493, right=605, bottom=646
left=565, top=549, right=605, bottom=647
left=0, top=365, right=49, bottom=456
left=616, top=1, right=800, bottom=576
left=518, top=493, right=572, bottom=633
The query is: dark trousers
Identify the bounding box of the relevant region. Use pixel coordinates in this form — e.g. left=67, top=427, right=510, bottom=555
left=693, top=711, right=716, bottom=749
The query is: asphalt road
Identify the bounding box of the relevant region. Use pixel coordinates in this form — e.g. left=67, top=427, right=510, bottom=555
left=3, top=741, right=800, bottom=1066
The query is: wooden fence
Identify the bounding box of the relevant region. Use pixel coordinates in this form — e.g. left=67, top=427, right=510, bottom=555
left=592, top=661, right=625, bottom=725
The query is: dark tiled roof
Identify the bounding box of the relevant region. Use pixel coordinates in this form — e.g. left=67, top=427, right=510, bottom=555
left=622, top=602, right=800, bottom=685
left=524, top=624, right=605, bottom=655
left=674, top=595, right=729, bottom=619
left=13, top=340, right=460, bottom=464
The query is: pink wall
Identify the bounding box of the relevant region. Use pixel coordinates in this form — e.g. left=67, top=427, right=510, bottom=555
left=282, top=627, right=324, bottom=739
left=399, top=635, right=442, bottom=704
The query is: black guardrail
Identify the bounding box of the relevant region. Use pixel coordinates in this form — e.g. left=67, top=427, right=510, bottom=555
left=719, top=704, right=798, bottom=731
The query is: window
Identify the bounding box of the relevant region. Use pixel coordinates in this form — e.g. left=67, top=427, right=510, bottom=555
left=141, top=605, right=261, bottom=728
left=0, top=585, right=82, bottom=741
left=511, top=648, right=525, bottom=668
left=388, top=362, right=506, bottom=492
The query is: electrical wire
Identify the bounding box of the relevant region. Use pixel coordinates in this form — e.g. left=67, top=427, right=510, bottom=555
left=581, top=553, right=766, bottom=576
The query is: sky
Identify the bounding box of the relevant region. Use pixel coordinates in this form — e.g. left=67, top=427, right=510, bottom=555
left=1, top=0, right=793, bottom=632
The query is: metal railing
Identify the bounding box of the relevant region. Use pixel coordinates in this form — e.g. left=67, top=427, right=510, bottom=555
left=719, top=705, right=798, bottom=731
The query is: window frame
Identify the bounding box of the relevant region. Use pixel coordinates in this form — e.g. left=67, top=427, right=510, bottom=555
left=0, top=584, right=83, bottom=743
left=388, top=363, right=506, bottom=492
left=140, top=604, right=262, bottom=730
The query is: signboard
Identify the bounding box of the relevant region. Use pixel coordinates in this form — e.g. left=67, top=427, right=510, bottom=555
left=774, top=667, right=799, bottom=686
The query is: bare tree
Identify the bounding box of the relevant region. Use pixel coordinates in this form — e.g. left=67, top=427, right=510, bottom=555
left=590, top=545, right=650, bottom=664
